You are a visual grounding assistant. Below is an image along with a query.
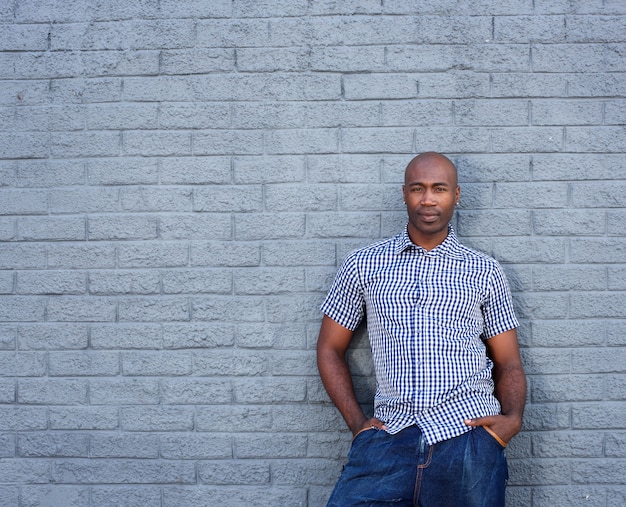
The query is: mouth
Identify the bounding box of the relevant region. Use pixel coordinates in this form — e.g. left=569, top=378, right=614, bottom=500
left=417, top=212, right=439, bottom=223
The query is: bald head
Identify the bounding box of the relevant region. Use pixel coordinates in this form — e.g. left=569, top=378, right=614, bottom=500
left=404, top=152, right=458, bottom=187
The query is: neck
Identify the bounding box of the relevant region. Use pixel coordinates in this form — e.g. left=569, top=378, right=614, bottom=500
left=407, top=225, right=449, bottom=251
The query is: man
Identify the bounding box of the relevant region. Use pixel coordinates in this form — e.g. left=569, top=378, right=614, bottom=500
left=317, top=152, right=526, bottom=506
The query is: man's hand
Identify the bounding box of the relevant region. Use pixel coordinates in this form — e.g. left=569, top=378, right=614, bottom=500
left=352, top=417, right=388, bottom=439
left=464, top=414, right=522, bottom=446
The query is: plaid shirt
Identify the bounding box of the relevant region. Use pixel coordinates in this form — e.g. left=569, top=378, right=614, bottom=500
left=320, top=226, right=519, bottom=445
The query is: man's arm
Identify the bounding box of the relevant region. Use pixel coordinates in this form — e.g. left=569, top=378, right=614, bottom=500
left=465, top=328, right=526, bottom=444
left=317, top=315, right=386, bottom=437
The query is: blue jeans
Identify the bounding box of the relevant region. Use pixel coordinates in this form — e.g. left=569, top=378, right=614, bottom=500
left=326, top=425, right=508, bottom=507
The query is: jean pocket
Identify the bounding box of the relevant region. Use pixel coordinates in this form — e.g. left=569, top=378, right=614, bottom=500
left=480, top=425, right=508, bottom=448
left=351, top=426, right=377, bottom=443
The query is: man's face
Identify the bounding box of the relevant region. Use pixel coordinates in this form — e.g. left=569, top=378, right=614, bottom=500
left=402, top=154, right=460, bottom=248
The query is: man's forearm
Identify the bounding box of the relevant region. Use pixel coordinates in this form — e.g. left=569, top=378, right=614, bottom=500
left=317, top=348, right=367, bottom=435
left=493, top=363, right=526, bottom=428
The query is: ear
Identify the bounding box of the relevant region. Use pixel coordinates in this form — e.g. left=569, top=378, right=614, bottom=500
left=402, top=185, right=406, bottom=203
left=455, top=185, right=460, bottom=204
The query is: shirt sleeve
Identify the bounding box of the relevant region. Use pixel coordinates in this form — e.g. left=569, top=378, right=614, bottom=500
left=482, top=261, right=519, bottom=339
left=320, top=252, right=365, bottom=331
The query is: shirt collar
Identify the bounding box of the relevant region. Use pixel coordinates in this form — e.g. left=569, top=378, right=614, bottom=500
left=394, top=224, right=464, bottom=259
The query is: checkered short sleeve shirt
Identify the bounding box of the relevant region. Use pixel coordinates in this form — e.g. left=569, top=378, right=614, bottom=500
left=320, top=226, right=519, bottom=445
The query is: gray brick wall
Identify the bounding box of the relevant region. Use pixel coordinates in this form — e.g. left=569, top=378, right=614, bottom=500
left=1, top=1, right=625, bottom=505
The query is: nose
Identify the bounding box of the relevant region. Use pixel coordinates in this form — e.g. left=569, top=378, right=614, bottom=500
left=420, top=189, right=436, bottom=206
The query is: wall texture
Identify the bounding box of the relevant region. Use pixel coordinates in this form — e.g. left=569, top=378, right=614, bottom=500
left=1, top=1, right=625, bottom=506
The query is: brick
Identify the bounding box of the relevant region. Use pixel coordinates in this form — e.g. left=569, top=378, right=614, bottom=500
left=159, top=214, right=232, bottom=240
left=163, top=486, right=306, bottom=507
left=233, top=156, right=305, bottom=183
left=194, top=130, right=263, bottom=156
left=491, top=73, right=568, bottom=98
left=262, top=240, right=336, bottom=266
left=534, top=209, right=606, bottom=236
left=0, top=379, right=15, bottom=403
left=572, top=402, right=626, bottom=429
left=17, top=324, right=88, bottom=350
left=531, top=375, right=604, bottom=403
left=51, top=458, right=195, bottom=484
left=193, top=349, right=269, bottom=376
left=234, top=377, right=306, bottom=403
left=457, top=210, right=531, bottom=236
left=0, top=271, right=13, bottom=294
left=18, top=379, right=87, bottom=405
left=162, top=323, right=235, bottom=349
left=234, top=0, right=308, bottom=17
left=0, top=296, right=46, bottom=322
left=194, top=184, right=263, bottom=212
left=160, top=156, right=231, bottom=185
left=89, top=214, right=158, bottom=240
left=273, top=459, right=341, bottom=486
left=608, top=210, right=626, bottom=235
left=266, top=129, right=339, bottom=155
left=345, top=74, right=418, bottom=100
left=21, top=485, right=86, bottom=507
left=272, top=405, right=345, bottom=432
left=90, top=434, right=159, bottom=458
left=0, top=407, right=47, bottom=431
left=198, top=460, right=270, bottom=485
left=118, top=297, right=190, bottom=322
left=89, top=379, right=160, bottom=405
left=122, top=351, right=192, bottom=376
left=160, top=434, right=232, bottom=459
left=532, top=99, right=603, bottom=125
left=521, top=348, right=571, bottom=375
left=534, top=43, right=626, bottom=73
left=235, top=322, right=306, bottom=349
left=48, top=243, right=116, bottom=269
left=308, top=156, right=381, bottom=184
left=120, top=187, right=192, bottom=212
left=190, top=241, right=260, bottom=267
left=17, top=159, right=85, bottom=187
left=237, top=47, right=310, bottom=72
left=310, top=46, right=386, bottom=73
left=191, top=296, right=265, bottom=322
left=47, top=298, right=117, bottom=322
left=121, top=406, right=194, bottom=432
left=49, top=187, right=120, bottom=213
left=161, top=49, right=236, bottom=75
left=18, top=433, right=89, bottom=457
left=607, top=375, right=626, bottom=400
left=234, top=433, right=307, bottom=458
left=566, top=126, right=626, bottom=153
left=531, top=265, right=607, bottom=291
left=494, top=16, right=567, bottom=43
left=91, top=487, right=162, bottom=507
left=606, top=432, right=626, bottom=457
left=0, top=459, right=49, bottom=483
left=266, top=184, right=337, bottom=212
left=159, top=103, right=231, bottom=130
left=49, top=406, right=118, bottom=430
left=161, top=379, right=232, bottom=404
left=51, top=131, right=121, bottom=158
left=572, top=181, right=626, bottom=207
left=123, top=131, right=191, bottom=157
left=572, top=348, right=626, bottom=373
left=87, top=158, right=158, bottom=185
left=86, top=103, right=158, bottom=130
left=89, top=270, right=160, bottom=295
left=382, top=100, right=454, bottom=127
left=491, top=237, right=567, bottom=263
left=118, top=242, right=188, bottom=268
left=0, top=189, right=47, bottom=215
left=571, top=292, right=626, bottom=318
left=456, top=99, right=529, bottom=126
left=17, top=271, right=85, bottom=295
left=49, top=351, right=119, bottom=376
left=160, top=0, right=232, bottom=18
left=307, top=212, right=381, bottom=238
left=531, top=486, right=607, bottom=507
left=196, top=405, right=272, bottom=432
left=234, top=213, right=305, bottom=240
left=90, top=323, right=162, bottom=349
left=234, top=268, right=305, bottom=295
